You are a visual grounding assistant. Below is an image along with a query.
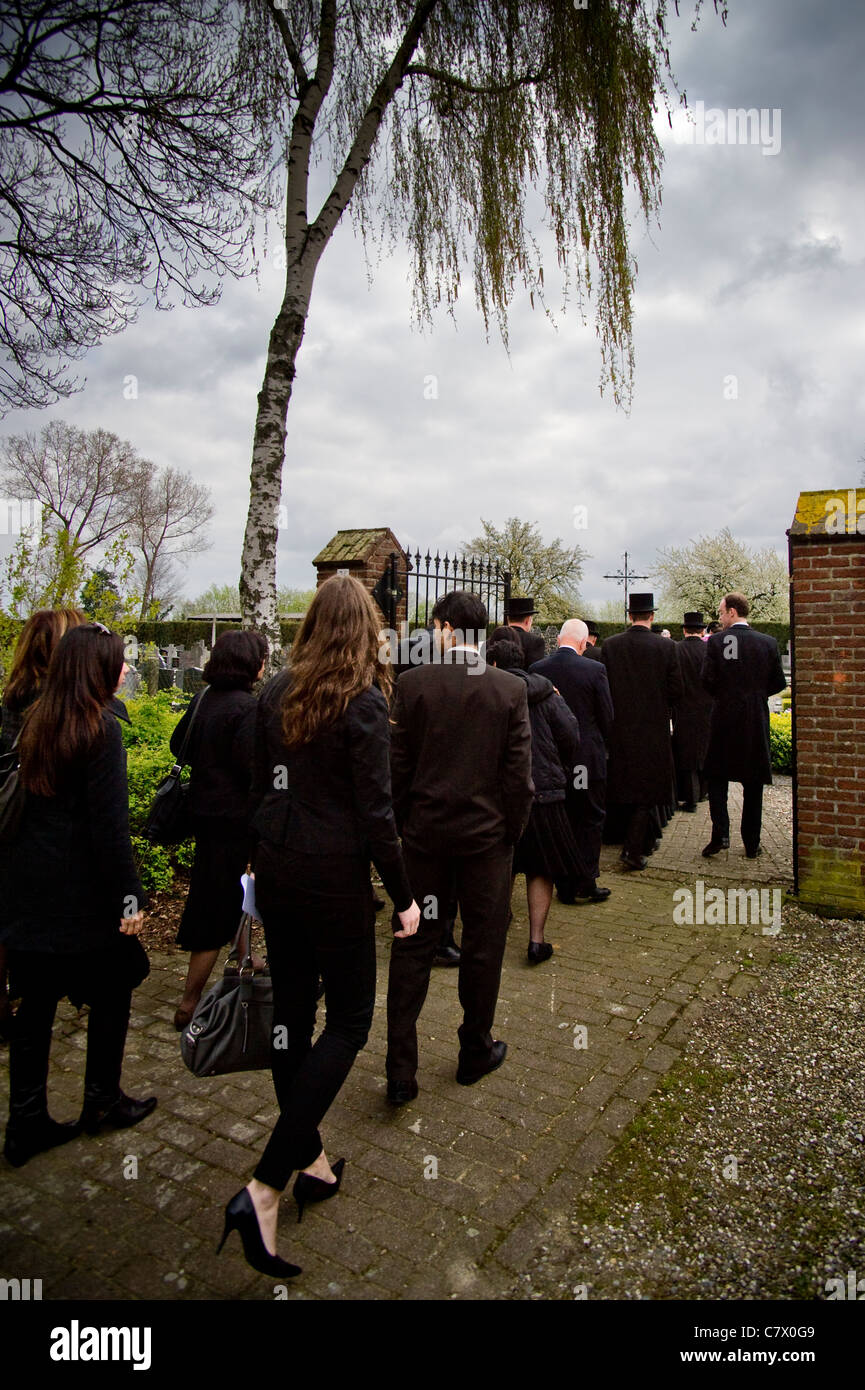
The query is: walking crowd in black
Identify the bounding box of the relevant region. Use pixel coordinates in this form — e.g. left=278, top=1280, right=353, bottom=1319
left=0, top=579, right=786, bottom=1279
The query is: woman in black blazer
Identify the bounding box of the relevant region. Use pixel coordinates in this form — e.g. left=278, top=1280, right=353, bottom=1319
left=217, top=575, right=419, bottom=1278
left=170, top=629, right=267, bottom=1030
left=0, top=624, right=155, bottom=1167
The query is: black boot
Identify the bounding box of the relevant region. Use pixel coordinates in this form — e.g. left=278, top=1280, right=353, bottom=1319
left=80, top=1090, right=157, bottom=1135
left=4, top=988, right=78, bottom=1166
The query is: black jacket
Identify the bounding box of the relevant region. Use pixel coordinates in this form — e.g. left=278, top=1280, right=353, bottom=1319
left=510, top=669, right=580, bottom=803
left=703, top=624, right=786, bottom=784
left=509, top=625, right=546, bottom=667
left=249, top=671, right=412, bottom=911
left=0, top=702, right=144, bottom=953
left=601, top=626, right=683, bottom=804
left=170, top=685, right=257, bottom=825
left=530, top=647, right=613, bottom=785
left=390, top=648, right=534, bottom=853
left=672, top=636, right=714, bottom=771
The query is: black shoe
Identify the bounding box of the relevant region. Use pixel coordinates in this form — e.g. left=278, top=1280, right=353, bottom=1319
left=680, top=803, right=697, bottom=813
left=387, top=1078, right=418, bottom=1106
left=620, top=852, right=647, bottom=872
left=581, top=886, right=611, bottom=903
left=457, top=1040, right=507, bottom=1086
left=745, top=845, right=763, bottom=859
left=371, top=894, right=386, bottom=912
left=217, top=1188, right=301, bottom=1278
left=80, top=1090, right=157, bottom=1135
left=433, top=945, right=461, bottom=967
left=293, top=1158, right=345, bottom=1223
left=3, top=1115, right=80, bottom=1168
left=527, top=941, right=553, bottom=965
left=702, top=838, right=730, bottom=857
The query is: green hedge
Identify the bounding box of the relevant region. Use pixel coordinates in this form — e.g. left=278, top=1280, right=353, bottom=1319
left=131, top=619, right=302, bottom=649
left=121, top=690, right=195, bottom=894
left=769, top=712, right=792, bottom=774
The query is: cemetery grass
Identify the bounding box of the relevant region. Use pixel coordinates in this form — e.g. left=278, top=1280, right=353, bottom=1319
left=517, top=903, right=865, bottom=1301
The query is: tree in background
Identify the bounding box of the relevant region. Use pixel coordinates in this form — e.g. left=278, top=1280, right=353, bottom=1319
left=653, top=527, right=789, bottom=622
left=128, top=466, right=214, bottom=619
left=465, top=517, right=585, bottom=619
left=184, top=582, right=315, bottom=616
left=237, top=0, right=728, bottom=651
left=0, top=1, right=274, bottom=413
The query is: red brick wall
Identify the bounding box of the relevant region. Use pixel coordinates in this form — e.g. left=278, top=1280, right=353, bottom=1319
left=315, top=535, right=408, bottom=628
left=792, top=538, right=865, bottom=914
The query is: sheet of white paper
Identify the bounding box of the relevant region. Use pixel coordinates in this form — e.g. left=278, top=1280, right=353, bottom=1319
left=241, top=872, right=261, bottom=922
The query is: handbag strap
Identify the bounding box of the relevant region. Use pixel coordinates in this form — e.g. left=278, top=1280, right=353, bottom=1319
left=172, top=687, right=208, bottom=771
left=228, top=912, right=256, bottom=973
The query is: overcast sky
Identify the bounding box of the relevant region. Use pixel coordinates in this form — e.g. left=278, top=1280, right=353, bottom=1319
left=2, top=0, right=863, bottom=617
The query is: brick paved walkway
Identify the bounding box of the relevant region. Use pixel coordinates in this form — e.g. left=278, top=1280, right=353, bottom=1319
left=0, top=787, right=792, bottom=1301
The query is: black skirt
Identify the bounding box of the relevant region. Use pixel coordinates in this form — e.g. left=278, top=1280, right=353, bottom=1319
left=176, top=818, right=248, bottom=952
left=513, top=799, right=584, bottom=881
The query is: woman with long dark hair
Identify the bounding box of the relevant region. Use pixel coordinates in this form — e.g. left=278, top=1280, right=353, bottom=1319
left=0, top=624, right=155, bottom=1167
left=217, top=575, right=420, bottom=1277
left=170, top=628, right=268, bottom=1030
left=0, top=607, right=86, bottom=1041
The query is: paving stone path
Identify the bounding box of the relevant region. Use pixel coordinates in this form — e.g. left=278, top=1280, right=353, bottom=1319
left=0, top=788, right=793, bottom=1300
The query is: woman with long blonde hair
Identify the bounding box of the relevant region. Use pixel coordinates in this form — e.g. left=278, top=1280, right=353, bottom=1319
left=217, top=576, right=419, bottom=1277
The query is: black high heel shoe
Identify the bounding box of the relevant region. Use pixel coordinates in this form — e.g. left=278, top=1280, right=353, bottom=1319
left=292, top=1158, right=346, bottom=1223
left=217, top=1188, right=302, bottom=1278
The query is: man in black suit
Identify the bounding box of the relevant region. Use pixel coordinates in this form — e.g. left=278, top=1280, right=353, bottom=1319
left=506, top=596, right=546, bottom=667
left=531, top=619, right=614, bottom=903
left=386, top=591, right=533, bottom=1103
left=702, top=592, right=787, bottom=858
left=673, top=611, right=714, bottom=811
left=581, top=620, right=604, bottom=662
left=601, top=593, right=682, bottom=869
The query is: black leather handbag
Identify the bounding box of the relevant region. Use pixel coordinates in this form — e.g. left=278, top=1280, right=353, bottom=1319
left=180, top=914, right=274, bottom=1077
left=144, top=689, right=207, bottom=845
left=0, top=733, right=24, bottom=844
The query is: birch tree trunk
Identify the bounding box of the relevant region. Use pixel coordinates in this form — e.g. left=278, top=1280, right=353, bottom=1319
left=239, top=0, right=439, bottom=656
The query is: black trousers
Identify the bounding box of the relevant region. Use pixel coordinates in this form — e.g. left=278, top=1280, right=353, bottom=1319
left=559, top=779, right=607, bottom=892
left=708, top=777, right=764, bottom=852
left=5, top=948, right=134, bottom=1129
left=386, top=844, right=513, bottom=1082
left=253, top=847, right=376, bottom=1192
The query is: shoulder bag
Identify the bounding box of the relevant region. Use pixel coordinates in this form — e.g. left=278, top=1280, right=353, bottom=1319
left=143, top=689, right=207, bottom=845
left=179, top=912, right=273, bottom=1077
left=0, top=732, right=23, bottom=844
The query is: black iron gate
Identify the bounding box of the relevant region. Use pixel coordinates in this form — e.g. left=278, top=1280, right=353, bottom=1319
left=374, top=549, right=511, bottom=631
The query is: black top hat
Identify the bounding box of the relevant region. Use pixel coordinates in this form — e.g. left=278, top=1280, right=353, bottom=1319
left=507, top=596, right=537, bottom=619
left=683, top=611, right=705, bottom=628
left=628, top=591, right=655, bottom=614
left=585, top=620, right=600, bottom=637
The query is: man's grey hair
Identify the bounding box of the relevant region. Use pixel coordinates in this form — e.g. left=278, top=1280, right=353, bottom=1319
left=559, top=618, right=588, bottom=647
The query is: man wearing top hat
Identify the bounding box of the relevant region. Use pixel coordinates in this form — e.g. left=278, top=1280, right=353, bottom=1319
left=581, top=620, right=604, bottom=662
left=701, top=592, right=786, bottom=859
left=506, top=597, right=546, bottom=668
left=672, top=611, right=714, bottom=812
left=600, top=592, right=682, bottom=869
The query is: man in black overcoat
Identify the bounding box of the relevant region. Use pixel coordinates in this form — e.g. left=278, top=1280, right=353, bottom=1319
left=673, top=611, right=714, bottom=811
left=531, top=619, right=614, bottom=902
left=601, top=593, right=683, bottom=869
left=386, top=591, right=533, bottom=1103
left=702, top=592, right=787, bottom=858
left=506, top=597, right=546, bottom=667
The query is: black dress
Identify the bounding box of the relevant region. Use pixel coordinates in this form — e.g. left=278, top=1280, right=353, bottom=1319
left=507, top=670, right=585, bottom=881
left=170, top=685, right=257, bottom=952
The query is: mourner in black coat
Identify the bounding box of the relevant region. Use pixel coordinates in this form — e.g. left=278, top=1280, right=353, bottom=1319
left=506, top=596, right=546, bottom=666
left=601, top=596, right=683, bottom=869
left=701, top=593, right=786, bottom=857
left=531, top=620, right=614, bottom=901
left=673, top=613, right=714, bottom=810
left=386, top=593, right=533, bottom=1099
left=581, top=621, right=604, bottom=662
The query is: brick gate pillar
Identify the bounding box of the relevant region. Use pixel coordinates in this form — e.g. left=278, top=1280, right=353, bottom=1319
left=789, top=489, right=865, bottom=916
left=313, top=528, right=410, bottom=628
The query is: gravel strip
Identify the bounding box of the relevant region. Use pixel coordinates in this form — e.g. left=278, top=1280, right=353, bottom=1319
left=515, top=901, right=865, bottom=1300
